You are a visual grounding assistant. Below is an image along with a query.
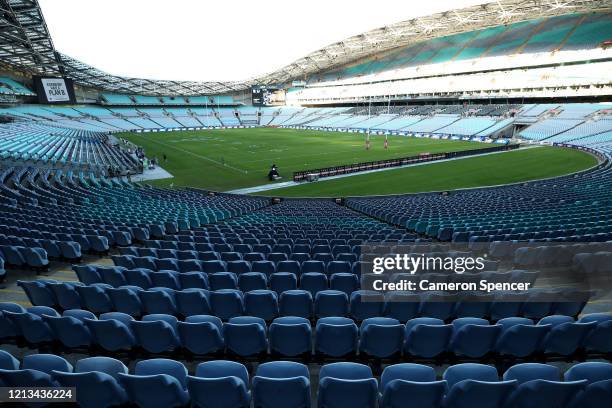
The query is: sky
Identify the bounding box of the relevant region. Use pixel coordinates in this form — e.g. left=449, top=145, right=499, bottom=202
left=38, top=0, right=488, bottom=82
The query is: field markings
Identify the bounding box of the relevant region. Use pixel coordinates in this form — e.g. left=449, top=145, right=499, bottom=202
left=130, top=133, right=249, bottom=174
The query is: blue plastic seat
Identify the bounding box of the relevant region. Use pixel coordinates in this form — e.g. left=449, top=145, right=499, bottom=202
left=175, top=288, right=211, bottom=317
left=565, top=362, right=612, bottom=407
left=315, top=316, right=358, bottom=357
left=538, top=315, right=596, bottom=355
left=418, top=292, right=456, bottom=320
left=224, top=316, right=268, bottom=356
left=76, top=283, right=114, bottom=314
left=315, top=290, right=349, bottom=318
left=4, top=305, right=58, bottom=343
left=107, top=286, right=143, bottom=316
left=504, top=363, right=587, bottom=408
left=98, top=266, right=128, bottom=287
left=267, top=252, right=288, bottom=264
left=330, top=273, right=359, bottom=295
left=210, top=289, right=244, bottom=320
left=443, top=363, right=517, bottom=408
left=252, top=260, right=276, bottom=277
left=178, top=271, right=209, bottom=289
left=318, top=362, right=378, bottom=408
left=210, top=272, right=239, bottom=290
left=118, top=358, right=189, bottom=408
left=1, top=245, right=26, bottom=266
left=17, top=280, right=57, bottom=307
left=290, top=252, right=310, bottom=264
left=73, top=265, right=102, bottom=285
left=327, top=261, right=352, bottom=276
left=379, top=363, right=446, bottom=408
left=449, top=318, right=502, bottom=358
left=494, top=317, right=550, bottom=357
left=151, top=270, right=181, bottom=289
left=156, top=258, right=180, bottom=272
left=178, top=259, right=203, bottom=272
left=245, top=289, right=278, bottom=321
left=583, top=320, right=612, bottom=354
left=269, top=316, right=312, bottom=357
left=48, top=281, right=83, bottom=310
left=238, top=272, right=268, bottom=292
left=302, top=260, right=325, bottom=274
left=359, top=317, right=404, bottom=358
left=300, top=272, right=328, bottom=297
left=59, top=241, right=82, bottom=261
left=0, top=354, right=73, bottom=387
left=0, top=349, right=19, bottom=370
left=53, top=357, right=128, bottom=408
left=279, top=289, right=313, bottom=319
left=268, top=272, right=296, bottom=294
left=139, top=287, right=177, bottom=315
left=404, top=317, right=452, bottom=358
left=227, top=260, right=251, bottom=274
left=131, top=314, right=181, bottom=353
left=0, top=302, right=25, bottom=338
left=384, top=292, right=420, bottom=322
left=123, top=268, right=153, bottom=289
left=350, top=290, right=385, bottom=321
left=134, top=256, right=158, bottom=271
left=85, top=312, right=136, bottom=351
left=23, top=247, right=49, bottom=269
left=44, top=309, right=95, bottom=348
left=187, top=360, right=251, bottom=408
left=177, top=314, right=224, bottom=355
left=277, top=260, right=301, bottom=276
left=253, top=361, right=310, bottom=408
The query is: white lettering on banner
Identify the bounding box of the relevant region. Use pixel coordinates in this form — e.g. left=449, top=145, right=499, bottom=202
left=41, top=78, right=70, bottom=102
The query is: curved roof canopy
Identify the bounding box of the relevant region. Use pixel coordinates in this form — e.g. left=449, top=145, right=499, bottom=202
left=0, top=0, right=610, bottom=95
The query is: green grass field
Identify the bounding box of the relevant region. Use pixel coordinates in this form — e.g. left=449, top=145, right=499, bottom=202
left=120, top=128, right=597, bottom=197
left=119, top=128, right=483, bottom=190
left=263, top=146, right=597, bottom=197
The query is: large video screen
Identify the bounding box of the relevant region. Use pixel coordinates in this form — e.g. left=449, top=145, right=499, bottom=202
left=251, top=86, right=286, bottom=106
left=32, top=76, right=76, bottom=104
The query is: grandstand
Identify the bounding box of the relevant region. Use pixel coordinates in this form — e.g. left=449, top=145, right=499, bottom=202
left=0, top=0, right=611, bottom=407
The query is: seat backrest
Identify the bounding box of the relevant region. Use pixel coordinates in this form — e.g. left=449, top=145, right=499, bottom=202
left=503, top=363, right=560, bottom=384
left=256, top=361, right=309, bottom=379
left=320, top=362, right=372, bottom=381
left=443, top=363, right=499, bottom=389
left=380, top=363, right=436, bottom=390
left=23, top=354, right=72, bottom=375
left=75, top=357, right=128, bottom=379
left=135, top=359, right=187, bottom=387
left=195, top=360, right=249, bottom=386
left=565, top=362, right=612, bottom=384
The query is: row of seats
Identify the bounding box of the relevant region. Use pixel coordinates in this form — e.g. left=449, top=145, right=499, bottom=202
left=113, top=248, right=501, bottom=273
left=2, top=301, right=611, bottom=359
left=18, top=279, right=587, bottom=322
left=0, top=245, right=49, bottom=269
left=78, top=262, right=534, bottom=296
left=112, top=254, right=372, bottom=275
left=1, top=350, right=610, bottom=408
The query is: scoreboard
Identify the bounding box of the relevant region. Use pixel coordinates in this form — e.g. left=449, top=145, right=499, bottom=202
left=251, top=86, right=286, bottom=106
left=32, top=76, right=76, bottom=104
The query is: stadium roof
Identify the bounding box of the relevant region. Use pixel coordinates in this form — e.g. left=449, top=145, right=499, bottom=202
left=1, top=0, right=610, bottom=95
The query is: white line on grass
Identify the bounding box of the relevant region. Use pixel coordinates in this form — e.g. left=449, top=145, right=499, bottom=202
left=130, top=133, right=248, bottom=174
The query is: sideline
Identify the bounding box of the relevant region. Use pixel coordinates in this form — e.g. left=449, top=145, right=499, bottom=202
left=227, top=145, right=542, bottom=195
